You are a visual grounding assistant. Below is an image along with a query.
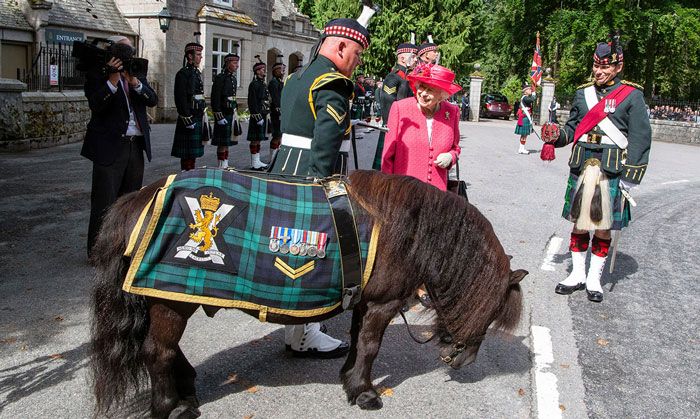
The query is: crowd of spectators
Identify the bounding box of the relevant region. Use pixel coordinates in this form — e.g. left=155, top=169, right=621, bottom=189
left=649, top=104, right=700, bottom=123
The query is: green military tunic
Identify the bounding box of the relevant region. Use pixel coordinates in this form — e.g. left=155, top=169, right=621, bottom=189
left=269, top=55, right=353, bottom=178
left=372, top=64, right=413, bottom=170
left=210, top=69, right=238, bottom=146
left=555, top=77, right=652, bottom=229
left=268, top=75, right=284, bottom=138
left=247, top=76, right=270, bottom=142
left=172, top=64, right=207, bottom=158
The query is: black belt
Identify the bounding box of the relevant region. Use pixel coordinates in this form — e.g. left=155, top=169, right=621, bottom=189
left=122, top=135, right=143, bottom=142
left=323, top=179, right=362, bottom=310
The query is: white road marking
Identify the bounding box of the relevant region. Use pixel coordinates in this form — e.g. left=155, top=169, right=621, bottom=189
left=531, top=326, right=562, bottom=419
left=540, top=236, right=563, bottom=271
left=660, top=179, right=689, bottom=185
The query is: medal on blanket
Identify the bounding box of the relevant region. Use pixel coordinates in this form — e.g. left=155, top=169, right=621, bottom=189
left=317, top=232, right=328, bottom=259
left=269, top=226, right=280, bottom=252
left=290, top=229, right=302, bottom=255
left=298, top=230, right=308, bottom=256
left=307, top=231, right=318, bottom=257
left=279, top=227, right=290, bottom=254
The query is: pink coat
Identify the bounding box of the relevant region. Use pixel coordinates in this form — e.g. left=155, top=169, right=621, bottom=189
left=381, top=97, right=461, bottom=191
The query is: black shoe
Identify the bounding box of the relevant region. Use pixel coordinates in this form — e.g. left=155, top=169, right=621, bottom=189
left=418, top=293, right=433, bottom=308
left=285, top=324, right=328, bottom=351
left=586, top=289, right=603, bottom=303
left=290, top=341, right=350, bottom=359
left=555, top=282, right=585, bottom=295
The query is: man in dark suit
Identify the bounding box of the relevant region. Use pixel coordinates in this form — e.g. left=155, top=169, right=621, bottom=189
left=81, top=36, right=158, bottom=258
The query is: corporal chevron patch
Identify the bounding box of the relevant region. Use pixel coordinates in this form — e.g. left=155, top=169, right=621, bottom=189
left=274, top=257, right=315, bottom=279
left=326, top=104, right=345, bottom=124
left=383, top=85, right=397, bottom=95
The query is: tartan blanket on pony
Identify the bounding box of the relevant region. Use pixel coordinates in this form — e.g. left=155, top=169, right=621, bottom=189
left=122, top=168, right=377, bottom=320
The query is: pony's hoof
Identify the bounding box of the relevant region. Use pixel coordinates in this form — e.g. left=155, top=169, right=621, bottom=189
left=168, top=403, right=201, bottom=419
left=356, top=390, right=383, bottom=410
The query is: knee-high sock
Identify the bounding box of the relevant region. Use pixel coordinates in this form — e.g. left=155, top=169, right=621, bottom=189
left=587, top=236, right=611, bottom=293
left=559, top=232, right=590, bottom=286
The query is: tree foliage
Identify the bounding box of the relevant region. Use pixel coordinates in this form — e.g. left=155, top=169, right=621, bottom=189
left=294, top=0, right=700, bottom=99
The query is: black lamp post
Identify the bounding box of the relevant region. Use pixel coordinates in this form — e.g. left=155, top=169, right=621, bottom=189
left=158, top=7, right=172, bottom=33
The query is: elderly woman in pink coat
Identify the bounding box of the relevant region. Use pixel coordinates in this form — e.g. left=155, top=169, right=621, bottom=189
left=381, top=64, right=462, bottom=308
left=381, top=64, right=462, bottom=192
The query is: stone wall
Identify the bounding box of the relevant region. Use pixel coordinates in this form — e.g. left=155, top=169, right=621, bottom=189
left=0, top=80, right=89, bottom=152
left=556, top=109, right=698, bottom=145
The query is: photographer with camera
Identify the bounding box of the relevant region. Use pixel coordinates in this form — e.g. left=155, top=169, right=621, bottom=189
left=172, top=42, right=207, bottom=171
left=80, top=35, right=158, bottom=260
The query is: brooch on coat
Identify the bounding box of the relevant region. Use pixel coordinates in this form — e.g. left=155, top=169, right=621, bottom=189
left=445, top=111, right=450, bottom=120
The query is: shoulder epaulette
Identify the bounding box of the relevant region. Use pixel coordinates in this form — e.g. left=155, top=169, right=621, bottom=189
left=621, top=80, right=643, bottom=90
left=310, top=72, right=352, bottom=91
left=577, top=81, right=595, bottom=90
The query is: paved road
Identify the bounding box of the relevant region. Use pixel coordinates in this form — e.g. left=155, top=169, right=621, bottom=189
left=0, top=119, right=697, bottom=418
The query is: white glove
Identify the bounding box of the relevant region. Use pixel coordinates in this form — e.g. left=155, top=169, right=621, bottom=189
left=434, top=153, right=453, bottom=169
left=350, top=119, right=361, bottom=126
left=257, top=119, right=264, bottom=126
left=619, top=179, right=637, bottom=191
left=217, top=118, right=228, bottom=125
left=186, top=124, right=196, bottom=129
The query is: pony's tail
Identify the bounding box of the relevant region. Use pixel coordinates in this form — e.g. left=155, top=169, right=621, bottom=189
left=493, top=269, right=527, bottom=332
left=90, top=193, right=150, bottom=415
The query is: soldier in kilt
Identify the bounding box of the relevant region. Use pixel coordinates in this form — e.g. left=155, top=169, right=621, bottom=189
left=270, top=5, right=377, bottom=357
left=416, top=38, right=439, bottom=66
left=542, top=35, right=651, bottom=303
left=268, top=55, right=285, bottom=164
left=172, top=42, right=207, bottom=171
left=351, top=75, right=366, bottom=121
left=247, top=58, right=270, bottom=170
left=210, top=53, right=240, bottom=169
left=515, top=83, right=536, bottom=155
left=373, top=41, right=417, bottom=170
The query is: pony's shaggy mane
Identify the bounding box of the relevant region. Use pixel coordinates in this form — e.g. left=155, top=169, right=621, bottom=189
left=348, top=170, right=521, bottom=340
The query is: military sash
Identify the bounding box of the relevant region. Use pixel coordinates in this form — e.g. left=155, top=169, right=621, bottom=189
left=573, top=84, right=635, bottom=146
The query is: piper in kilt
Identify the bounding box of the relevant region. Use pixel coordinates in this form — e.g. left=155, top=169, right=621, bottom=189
left=247, top=57, right=270, bottom=170
left=210, top=53, right=240, bottom=169
left=172, top=42, right=207, bottom=171
left=373, top=39, right=417, bottom=170
left=542, top=34, right=651, bottom=303
left=269, top=4, right=377, bottom=357
left=268, top=55, right=285, bottom=164
left=515, top=83, right=536, bottom=155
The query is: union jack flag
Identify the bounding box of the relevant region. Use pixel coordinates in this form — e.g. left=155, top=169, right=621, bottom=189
left=530, top=32, right=542, bottom=87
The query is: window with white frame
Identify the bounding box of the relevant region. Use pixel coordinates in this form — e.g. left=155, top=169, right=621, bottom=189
left=213, top=0, right=233, bottom=7
left=211, top=36, right=241, bottom=84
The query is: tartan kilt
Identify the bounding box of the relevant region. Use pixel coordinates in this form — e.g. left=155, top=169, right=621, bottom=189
left=172, top=119, right=205, bottom=159
left=270, top=113, right=282, bottom=138
left=514, top=117, right=533, bottom=135
left=247, top=118, right=269, bottom=142
left=561, top=170, right=631, bottom=231
left=211, top=114, right=237, bottom=146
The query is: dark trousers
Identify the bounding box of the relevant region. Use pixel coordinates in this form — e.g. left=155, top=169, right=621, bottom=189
left=87, top=137, right=145, bottom=257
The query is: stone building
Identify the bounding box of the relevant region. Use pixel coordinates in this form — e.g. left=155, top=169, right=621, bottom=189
left=116, top=0, right=320, bottom=121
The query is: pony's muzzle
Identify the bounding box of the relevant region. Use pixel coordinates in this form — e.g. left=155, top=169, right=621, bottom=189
left=440, top=342, right=481, bottom=369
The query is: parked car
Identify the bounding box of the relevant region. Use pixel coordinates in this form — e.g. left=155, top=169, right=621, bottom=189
left=480, top=92, right=512, bottom=120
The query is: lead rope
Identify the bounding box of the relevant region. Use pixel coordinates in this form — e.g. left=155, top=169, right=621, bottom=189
left=398, top=309, right=436, bottom=344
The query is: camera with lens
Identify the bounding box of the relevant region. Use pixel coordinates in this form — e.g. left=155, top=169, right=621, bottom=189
left=72, top=39, right=149, bottom=79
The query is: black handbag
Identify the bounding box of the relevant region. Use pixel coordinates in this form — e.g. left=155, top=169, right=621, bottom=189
left=447, top=162, right=468, bottom=202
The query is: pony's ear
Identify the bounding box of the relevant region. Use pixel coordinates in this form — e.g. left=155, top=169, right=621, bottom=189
left=509, top=269, right=528, bottom=285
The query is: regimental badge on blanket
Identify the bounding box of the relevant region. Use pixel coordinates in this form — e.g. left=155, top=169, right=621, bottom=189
left=269, top=226, right=328, bottom=258
left=164, top=186, right=245, bottom=272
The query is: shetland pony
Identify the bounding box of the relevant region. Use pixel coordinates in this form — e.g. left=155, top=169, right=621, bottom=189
left=90, top=170, right=526, bottom=417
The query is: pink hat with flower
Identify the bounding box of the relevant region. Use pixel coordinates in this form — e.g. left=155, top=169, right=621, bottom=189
left=407, top=64, right=462, bottom=96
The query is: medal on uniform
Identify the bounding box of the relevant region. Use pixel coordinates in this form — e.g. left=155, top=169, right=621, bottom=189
left=299, top=230, right=308, bottom=256
left=290, top=229, right=302, bottom=255
left=279, top=227, right=290, bottom=254
left=307, top=231, right=318, bottom=257
left=317, top=232, right=328, bottom=259
left=269, top=226, right=279, bottom=252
